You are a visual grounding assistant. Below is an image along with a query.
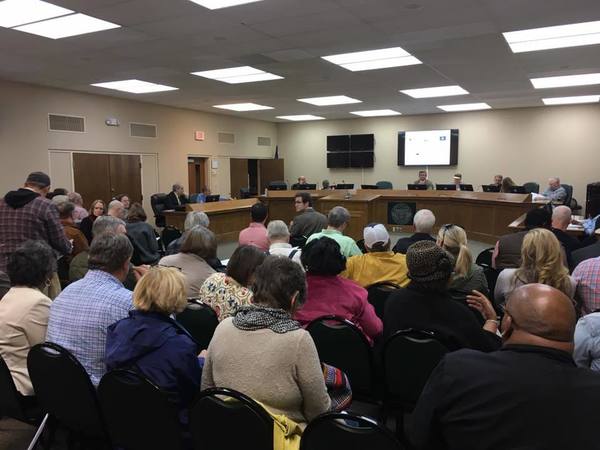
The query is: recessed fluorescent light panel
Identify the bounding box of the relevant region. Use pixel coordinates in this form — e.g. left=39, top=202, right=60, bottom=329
left=213, top=103, right=273, bottom=111
left=0, top=0, right=73, bottom=28
left=530, top=73, right=600, bottom=89
left=14, top=13, right=120, bottom=39
left=350, top=110, right=401, bottom=117
left=437, top=103, right=491, bottom=112
left=543, top=95, right=600, bottom=105
left=191, top=66, right=282, bottom=84
left=188, top=0, right=263, bottom=10
left=322, top=47, right=421, bottom=71
left=91, top=80, right=178, bottom=94
left=298, top=96, right=362, bottom=106
left=276, top=115, right=325, bottom=121
left=503, top=20, right=600, bottom=53
left=401, top=85, right=468, bottom=98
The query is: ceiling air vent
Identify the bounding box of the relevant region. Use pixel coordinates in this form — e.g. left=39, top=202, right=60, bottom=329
left=257, top=136, right=271, bottom=146
left=48, top=114, right=85, bottom=132
left=218, top=132, right=235, bottom=144
left=130, top=122, right=157, bottom=138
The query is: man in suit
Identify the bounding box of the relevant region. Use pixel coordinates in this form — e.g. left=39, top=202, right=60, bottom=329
left=409, top=284, right=600, bottom=450
left=164, top=183, right=189, bottom=210
left=551, top=206, right=581, bottom=270
left=291, top=175, right=308, bottom=190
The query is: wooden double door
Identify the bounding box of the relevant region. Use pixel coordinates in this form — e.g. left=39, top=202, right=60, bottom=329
left=73, top=153, right=142, bottom=207
left=230, top=158, right=284, bottom=198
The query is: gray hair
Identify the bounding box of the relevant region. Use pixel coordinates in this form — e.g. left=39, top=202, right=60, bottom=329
left=267, top=220, right=290, bottom=241
left=108, top=200, right=124, bottom=211
left=67, top=191, right=83, bottom=205
left=184, top=211, right=210, bottom=231
left=552, top=205, right=571, bottom=227
left=88, top=233, right=133, bottom=273
left=172, top=183, right=183, bottom=192
left=413, top=209, right=436, bottom=233
left=92, top=215, right=126, bottom=237
left=180, top=225, right=217, bottom=260
left=328, top=206, right=351, bottom=228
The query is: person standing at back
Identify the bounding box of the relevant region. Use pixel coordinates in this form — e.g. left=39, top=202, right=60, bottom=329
left=289, top=192, right=327, bottom=245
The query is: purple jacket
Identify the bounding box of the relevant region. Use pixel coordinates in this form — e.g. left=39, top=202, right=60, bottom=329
left=295, top=274, right=383, bottom=345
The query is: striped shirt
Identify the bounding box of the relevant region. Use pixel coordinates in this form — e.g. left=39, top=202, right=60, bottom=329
left=573, top=257, right=600, bottom=315
left=46, top=270, right=133, bottom=385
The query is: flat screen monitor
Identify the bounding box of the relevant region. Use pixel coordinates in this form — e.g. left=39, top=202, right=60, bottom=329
left=436, top=184, right=457, bottom=191
left=205, top=194, right=220, bottom=202
left=459, top=184, right=474, bottom=192
left=482, top=185, right=501, bottom=192
left=268, top=182, right=287, bottom=191
left=327, top=152, right=350, bottom=168
left=361, top=184, right=379, bottom=189
left=407, top=184, right=427, bottom=190
left=509, top=185, right=527, bottom=194
left=350, top=134, right=374, bottom=151
left=350, top=151, right=374, bottom=168
left=327, top=135, right=350, bottom=152
left=336, top=184, right=355, bottom=189
left=292, top=183, right=317, bottom=190
left=398, top=129, right=459, bottom=166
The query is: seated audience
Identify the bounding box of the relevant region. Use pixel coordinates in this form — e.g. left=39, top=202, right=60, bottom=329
left=48, top=187, right=69, bottom=202
left=266, top=220, right=302, bottom=265
left=306, top=206, right=362, bottom=258
left=289, top=192, right=327, bottom=244
left=495, top=228, right=576, bottom=307
left=166, top=211, right=210, bottom=255
left=414, top=170, right=434, bottom=190
left=107, top=199, right=126, bottom=220
left=409, top=284, right=600, bottom=450
left=492, top=207, right=552, bottom=269
left=47, top=233, right=134, bottom=385
left=384, top=240, right=501, bottom=351
left=57, top=201, right=89, bottom=262
left=437, top=224, right=488, bottom=318
left=541, top=176, right=567, bottom=204
left=500, top=176, right=516, bottom=193
left=572, top=239, right=600, bottom=271
left=238, top=202, right=270, bottom=252
left=67, top=191, right=88, bottom=223
left=572, top=256, right=600, bottom=315
left=159, top=226, right=216, bottom=296
left=80, top=199, right=106, bottom=244
left=106, top=266, right=201, bottom=410
left=0, top=271, right=9, bottom=299
left=199, top=245, right=266, bottom=321
left=0, top=241, right=55, bottom=396
left=126, top=203, right=160, bottom=265
left=202, top=256, right=330, bottom=425
left=574, top=310, right=600, bottom=371
left=165, top=183, right=189, bottom=210
left=295, top=237, right=382, bottom=344
left=551, top=205, right=581, bottom=269
left=393, top=209, right=436, bottom=254
left=114, top=193, right=131, bottom=214
left=342, top=224, right=410, bottom=288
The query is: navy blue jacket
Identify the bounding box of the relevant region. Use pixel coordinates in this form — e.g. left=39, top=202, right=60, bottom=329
left=106, top=310, right=201, bottom=407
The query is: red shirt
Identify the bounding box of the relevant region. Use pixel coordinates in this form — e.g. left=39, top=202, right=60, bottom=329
left=238, top=222, right=269, bottom=252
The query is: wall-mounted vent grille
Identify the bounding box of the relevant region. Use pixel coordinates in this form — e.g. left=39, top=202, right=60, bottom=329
left=130, top=123, right=157, bottom=138
left=48, top=114, right=85, bottom=132
left=218, top=132, right=235, bottom=144
left=257, top=136, right=271, bottom=146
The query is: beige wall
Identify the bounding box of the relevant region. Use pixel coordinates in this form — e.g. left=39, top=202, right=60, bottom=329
left=278, top=105, right=600, bottom=207
left=0, top=80, right=277, bottom=202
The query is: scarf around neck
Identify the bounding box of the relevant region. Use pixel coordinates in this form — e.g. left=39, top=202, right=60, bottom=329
left=233, top=305, right=301, bottom=334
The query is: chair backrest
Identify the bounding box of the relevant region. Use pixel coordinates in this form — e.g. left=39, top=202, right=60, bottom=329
left=335, top=184, right=355, bottom=189
left=366, top=282, right=400, bottom=320
left=382, top=330, right=448, bottom=409
left=27, top=342, right=110, bottom=441
left=523, top=182, right=540, bottom=194
left=176, top=299, right=219, bottom=350
left=162, top=226, right=182, bottom=248
left=190, top=387, right=273, bottom=450
left=376, top=181, right=393, bottom=189
left=0, top=354, right=29, bottom=422
left=475, top=247, right=495, bottom=267
left=307, top=316, right=374, bottom=398
left=98, top=370, right=184, bottom=450
left=151, top=193, right=168, bottom=227
left=300, top=412, right=404, bottom=450
left=562, top=183, right=573, bottom=206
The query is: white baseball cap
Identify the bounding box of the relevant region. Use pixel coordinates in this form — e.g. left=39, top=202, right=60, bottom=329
left=364, top=224, right=390, bottom=248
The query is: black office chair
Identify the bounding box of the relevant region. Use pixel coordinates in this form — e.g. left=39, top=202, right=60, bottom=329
left=366, top=282, right=400, bottom=320
left=0, top=354, right=43, bottom=425
left=300, top=411, right=404, bottom=450
left=162, top=226, right=182, bottom=249
left=151, top=193, right=168, bottom=227
left=176, top=298, right=219, bottom=350
left=27, top=342, right=111, bottom=447
left=290, top=234, right=308, bottom=248
left=523, top=182, right=540, bottom=194
left=382, top=330, right=448, bottom=436
left=190, top=387, right=273, bottom=450
left=376, top=181, right=393, bottom=189
left=307, top=316, right=376, bottom=401
left=98, top=370, right=184, bottom=450
left=356, top=239, right=367, bottom=254
left=475, top=247, right=495, bottom=267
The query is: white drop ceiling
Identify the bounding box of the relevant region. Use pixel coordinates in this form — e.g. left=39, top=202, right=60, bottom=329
left=1, top=0, right=600, bottom=122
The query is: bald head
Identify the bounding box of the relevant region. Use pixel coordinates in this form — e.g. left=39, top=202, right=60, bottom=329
left=552, top=205, right=571, bottom=230
left=504, top=284, right=575, bottom=345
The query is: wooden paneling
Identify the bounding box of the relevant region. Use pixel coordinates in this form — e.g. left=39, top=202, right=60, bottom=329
left=73, top=153, right=111, bottom=207
left=109, top=154, right=142, bottom=203
left=230, top=158, right=248, bottom=199
left=259, top=159, right=284, bottom=193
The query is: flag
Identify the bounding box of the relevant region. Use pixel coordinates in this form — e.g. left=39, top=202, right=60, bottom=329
left=274, top=145, right=279, bottom=159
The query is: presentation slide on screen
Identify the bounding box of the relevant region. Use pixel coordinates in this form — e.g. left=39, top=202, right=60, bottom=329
left=404, top=129, right=451, bottom=165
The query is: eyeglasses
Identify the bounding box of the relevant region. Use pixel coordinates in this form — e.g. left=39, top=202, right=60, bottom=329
left=440, top=223, right=454, bottom=247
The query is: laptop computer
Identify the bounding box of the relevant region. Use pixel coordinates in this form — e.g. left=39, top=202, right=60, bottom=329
left=482, top=185, right=501, bottom=192
left=509, top=186, right=527, bottom=194
left=407, top=184, right=427, bottom=190
left=436, top=184, right=457, bottom=191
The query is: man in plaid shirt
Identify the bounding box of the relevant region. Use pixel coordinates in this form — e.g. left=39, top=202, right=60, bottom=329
left=573, top=256, right=600, bottom=315
left=0, top=172, right=71, bottom=273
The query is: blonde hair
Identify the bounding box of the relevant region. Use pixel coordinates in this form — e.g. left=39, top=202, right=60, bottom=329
left=515, top=228, right=571, bottom=296
left=133, top=266, right=187, bottom=315
left=437, top=225, right=472, bottom=279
